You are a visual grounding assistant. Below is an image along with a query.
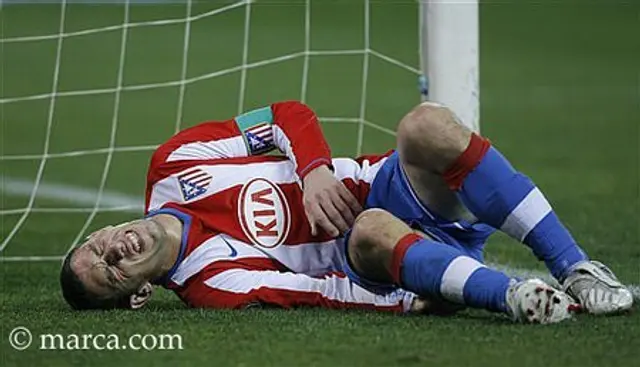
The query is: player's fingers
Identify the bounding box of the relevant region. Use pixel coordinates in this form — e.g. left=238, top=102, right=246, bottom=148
left=330, top=191, right=355, bottom=226
left=312, top=201, right=340, bottom=237
left=309, top=219, right=317, bottom=237
left=303, top=203, right=318, bottom=236
left=319, top=198, right=349, bottom=234
left=337, top=184, right=363, bottom=215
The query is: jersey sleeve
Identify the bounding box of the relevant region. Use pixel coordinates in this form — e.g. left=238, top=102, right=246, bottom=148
left=182, top=265, right=414, bottom=313
left=149, top=100, right=331, bottom=182
left=269, top=101, right=332, bottom=178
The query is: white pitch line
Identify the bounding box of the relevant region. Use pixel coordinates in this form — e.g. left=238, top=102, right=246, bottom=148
left=0, top=176, right=144, bottom=212
left=1, top=177, right=639, bottom=301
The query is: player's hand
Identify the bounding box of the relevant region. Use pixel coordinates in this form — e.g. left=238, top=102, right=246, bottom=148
left=302, top=165, right=363, bottom=237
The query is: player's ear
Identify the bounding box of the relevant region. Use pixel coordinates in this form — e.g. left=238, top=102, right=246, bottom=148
left=129, top=282, right=154, bottom=310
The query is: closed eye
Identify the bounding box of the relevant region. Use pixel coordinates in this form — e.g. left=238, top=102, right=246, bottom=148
left=89, top=241, right=104, bottom=257
left=91, top=261, right=119, bottom=290
left=105, top=267, right=119, bottom=287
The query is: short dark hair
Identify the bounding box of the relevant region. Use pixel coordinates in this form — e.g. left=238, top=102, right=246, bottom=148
left=59, top=248, right=131, bottom=310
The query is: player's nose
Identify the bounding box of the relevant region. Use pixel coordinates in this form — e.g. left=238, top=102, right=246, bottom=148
left=103, top=242, right=126, bottom=264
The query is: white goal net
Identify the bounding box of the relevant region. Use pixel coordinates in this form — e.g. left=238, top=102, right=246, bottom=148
left=0, top=0, right=423, bottom=261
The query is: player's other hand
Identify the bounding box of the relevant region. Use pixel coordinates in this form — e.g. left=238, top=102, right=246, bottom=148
left=302, top=165, right=363, bottom=237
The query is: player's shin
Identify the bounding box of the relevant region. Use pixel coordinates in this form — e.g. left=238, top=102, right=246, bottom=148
left=391, top=234, right=511, bottom=313
left=442, top=134, right=588, bottom=280
left=391, top=234, right=576, bottom=323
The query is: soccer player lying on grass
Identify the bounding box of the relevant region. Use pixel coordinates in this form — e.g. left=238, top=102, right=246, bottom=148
left=60, top=101, right=633, bottom=323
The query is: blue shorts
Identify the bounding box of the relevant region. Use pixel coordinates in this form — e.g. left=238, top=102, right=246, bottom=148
left=341, top=151, right=496, bottom=293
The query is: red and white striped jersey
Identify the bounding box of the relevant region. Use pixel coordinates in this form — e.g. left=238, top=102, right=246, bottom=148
left=144, top=101, right=414, bottom=312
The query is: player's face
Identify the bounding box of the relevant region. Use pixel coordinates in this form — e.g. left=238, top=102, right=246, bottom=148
left=70, top=219, right=168, bottom=300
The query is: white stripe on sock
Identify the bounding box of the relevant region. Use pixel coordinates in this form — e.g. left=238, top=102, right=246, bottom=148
left=500, top=187, right=552, bottom=242
left=440, top=256, right=486, bottom=304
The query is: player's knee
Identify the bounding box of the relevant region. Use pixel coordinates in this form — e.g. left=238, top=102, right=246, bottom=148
left=349, top=209, right=393, bottom=266
left=348, top=209, right=408, bottom=282
left=349, top=208, right=394, bottom=253
left=398, top=102, right=472, bottom=173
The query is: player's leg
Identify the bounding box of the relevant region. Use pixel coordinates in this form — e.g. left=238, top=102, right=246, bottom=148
left=347, top=208, right=576, bottom=323
left=395, top=102, right=632, bottom=314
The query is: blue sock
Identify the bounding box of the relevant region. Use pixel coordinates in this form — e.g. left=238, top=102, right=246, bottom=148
left=456, top=146, right=588, bottom=279
left=399, top=238, right=512, bottom=313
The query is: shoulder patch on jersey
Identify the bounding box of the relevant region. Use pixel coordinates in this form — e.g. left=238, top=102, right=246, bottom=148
left=238, top=178, right=291, bottom=248
left=235, top=106, right=275, bottom=155
left=177, top=167, right=212, bottom=201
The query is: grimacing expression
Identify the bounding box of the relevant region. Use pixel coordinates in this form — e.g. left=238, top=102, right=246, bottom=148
left=70, top=219, right=168, bottom=300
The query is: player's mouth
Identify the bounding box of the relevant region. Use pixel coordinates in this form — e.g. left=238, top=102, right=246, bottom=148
left=123, top=230, right=146, bottom=256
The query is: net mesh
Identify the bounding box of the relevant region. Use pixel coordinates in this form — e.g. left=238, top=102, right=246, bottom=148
left=0, top=0, right=421, bottom=261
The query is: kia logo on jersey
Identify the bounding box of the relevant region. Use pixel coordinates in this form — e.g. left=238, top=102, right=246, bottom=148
left=238, top=178, right=291, bottom=248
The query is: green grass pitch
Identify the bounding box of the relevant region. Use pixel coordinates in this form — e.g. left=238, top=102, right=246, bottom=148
left=1, top=1, right=639, bottom=366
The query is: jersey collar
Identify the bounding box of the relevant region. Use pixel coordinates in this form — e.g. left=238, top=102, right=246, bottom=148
left=145, top=207, right=192, bottom=286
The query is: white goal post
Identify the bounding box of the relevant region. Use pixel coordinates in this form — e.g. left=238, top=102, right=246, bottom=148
left=420, top=0, right=480, bottom=132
